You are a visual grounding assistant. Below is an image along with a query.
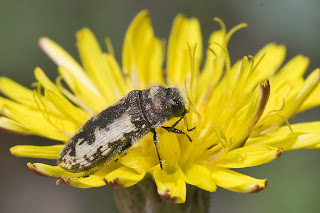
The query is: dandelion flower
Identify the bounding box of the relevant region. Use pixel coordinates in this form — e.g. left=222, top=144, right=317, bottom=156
left=3, top=10, right=320, bottom=210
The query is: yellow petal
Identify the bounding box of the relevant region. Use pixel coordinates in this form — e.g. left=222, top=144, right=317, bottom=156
left=45, top=90, right=89, bottom=125
left=198, top=23, right=248, bottom=119
left=104, top=54, right=129, bottom=95
left=77, top=28, right=119, bottom=102
left=0, top=116, right=33, bottom=134
left=254, top=69, right=320, bottom=134
left=167, top=14, right=202, bottom=86
left=38, top=37, right=102, bottom=96
left=263, top=80, right=301, bottom=122
left=35, top=67, right=87, bottom=122
left=0, top=77, right=60, bottom=114
left=27, top=162, right=88, bottom=178
left=64, top=175, right=105, bottom=188
left=265, top=121, right=320, bottom=134
left=215, top=145, right=282, bottom=168
left=34, top=67, right=61, bottom=93
left=119, top=144, right=158, bottom=171
left=246, top=43, right=286, bottom=92
left=123, top=10, right=163, bottom=88
left=201, top=57, right=249, bottom=128
left=197, top=28, right=225, bottom=101
left=211, top=168, right=267, bottom=193
left=10, top=145, right=63, bottom=159
left=58, top=67, right=107, bottom=113
left=288, top=69, right=320, bottom=112
left=226, top=80, right=270, bottom=148
left=299, top=69, right=320, bottom=112
left=158, top=132, right=181, bottom=172
left=270, top=55, right=309, bottom=90
left=247, top=132, right=320, bottom=151
left=248, top=122, right=320, bottom=150
left=1, top=97, right=73, bottom=141
left=262, top=56, right=309, bottom=115
left=104, top=166, right=146, bottom=188
left=153, top=167, right=186, bottom=203
left=0, top=77, right=37, bottom=107
left=183, top=164, right=216, bottom=192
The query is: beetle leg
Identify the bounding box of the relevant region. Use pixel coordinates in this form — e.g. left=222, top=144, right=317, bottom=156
left=161, top=126, right=192, bottom=142
left=171, top=115, right=184, bottom=128
left=162, top=114, right=194, bottom=142
left=151, top=128, right=163, bottom=170
left=187, top=126, right=196, bottom=132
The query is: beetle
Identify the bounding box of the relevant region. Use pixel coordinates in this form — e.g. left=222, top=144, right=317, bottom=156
left=58, top=85, right=193, bottom=172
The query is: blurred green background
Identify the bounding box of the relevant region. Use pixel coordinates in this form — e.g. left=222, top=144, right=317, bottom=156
left=1, top=0, right=320, bottom=213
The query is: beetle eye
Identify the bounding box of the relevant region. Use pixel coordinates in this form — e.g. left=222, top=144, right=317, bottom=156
left=171, top=100, right=179, bottom=109
left=166, top=88, right=186, bottom=117
left=171, top=100, right=177, bottom=106
left=171, top=99, right=184, bottom=116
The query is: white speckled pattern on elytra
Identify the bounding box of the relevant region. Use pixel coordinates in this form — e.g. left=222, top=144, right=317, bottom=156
left=59, top=112, right=138, bottom=169
left=58, top=86, right=188, bottom=172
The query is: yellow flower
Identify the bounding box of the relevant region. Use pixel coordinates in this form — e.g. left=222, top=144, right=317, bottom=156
left=4, top=10, right=320, bottom=204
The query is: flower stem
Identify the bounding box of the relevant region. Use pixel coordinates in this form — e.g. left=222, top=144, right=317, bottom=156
left=114, top=179, right=211, bottom=213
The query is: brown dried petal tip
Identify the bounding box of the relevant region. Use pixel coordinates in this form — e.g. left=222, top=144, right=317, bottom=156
left=27, top=164, right=51, bottom=178
left=160, top=189, right=177, bottom=203
left=103, top=178, right=125, bottom=188
left=249, top=180, right=267, bottom=193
